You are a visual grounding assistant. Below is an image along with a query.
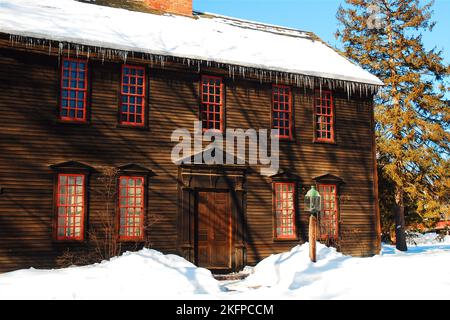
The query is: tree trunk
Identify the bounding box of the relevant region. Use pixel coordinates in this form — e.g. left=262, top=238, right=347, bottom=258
left=394, top=189, right=407, bottom=251
left=309, top=215, right=317, bottom=262
left=386, top=13, right=406, bottom=252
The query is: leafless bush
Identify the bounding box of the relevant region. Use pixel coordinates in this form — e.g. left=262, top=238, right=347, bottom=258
left=436, top=228, right=449, bottom=242
left=56, top=167, right=163, bottom=268
left=405, top=231, right=420, bottom=246
left=90, top=166, right=121, bottom=261
left=57, top=167, right=120, bottom=267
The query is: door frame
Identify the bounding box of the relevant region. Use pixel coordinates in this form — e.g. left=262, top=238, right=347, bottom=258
left=178, top=165, right=247, bottom=272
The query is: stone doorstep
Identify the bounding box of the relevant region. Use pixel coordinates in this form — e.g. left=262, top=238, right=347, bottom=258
left=213, top=272, right=251, bottom=282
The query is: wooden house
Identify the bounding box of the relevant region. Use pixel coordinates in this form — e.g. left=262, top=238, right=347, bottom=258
left=0, top=0, right=383, bottom=273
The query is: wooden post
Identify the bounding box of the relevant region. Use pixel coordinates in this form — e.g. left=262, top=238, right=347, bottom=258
left=309, top=214, right=317, bottom=263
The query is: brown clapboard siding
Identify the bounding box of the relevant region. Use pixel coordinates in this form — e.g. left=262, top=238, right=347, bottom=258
left=225, top=80, right=378, bottom=265
left=0, top=43, right=379, bottom=273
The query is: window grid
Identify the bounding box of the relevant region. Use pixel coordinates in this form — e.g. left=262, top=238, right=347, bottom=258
left=200, top=76, right=223, bottom=131
left=56, top=174, right=85, bottom=240
left=119, top=176, right=145, bottom=241
left=274, top=182, right=296, bottom=239
left=315, top=90, right=334, bottom=142
left=272, top=85, right=292, bottom=139
left=318, top=184, right=338, bottom=239
left=120, top=65, right=146, bottom=126
left=60, top=58, right=88, bottom=122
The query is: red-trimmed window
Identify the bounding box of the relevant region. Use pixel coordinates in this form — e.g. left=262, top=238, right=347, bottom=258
left=119, top=176, right=145, bottom=240
left=314, top=90, right=334, bottom=142
left=274, top=182, right=296, bottom=239
left=272, top=85, right=292, bottom=139
left=120, top=65, right=146, bottom=126
left=318, top=184, right=338, bottom=239
left=200, top=76, right=223, bottom=131
left=56, top=174, right=85, bottom=240
left=60, top=58, right=88, bottom=122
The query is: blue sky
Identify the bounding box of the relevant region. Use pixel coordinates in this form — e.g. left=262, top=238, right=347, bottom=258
left=193, top=0, right=450, bottom=76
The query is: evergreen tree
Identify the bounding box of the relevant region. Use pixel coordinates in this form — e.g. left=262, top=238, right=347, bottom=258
left=336, top=0, right=449, bottom=250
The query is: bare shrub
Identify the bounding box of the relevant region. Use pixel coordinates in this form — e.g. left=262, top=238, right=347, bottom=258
left=56, top=167, right=165, bottom=268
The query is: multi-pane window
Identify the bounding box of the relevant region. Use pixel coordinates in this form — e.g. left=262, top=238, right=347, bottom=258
left=274, top=182, right=296, bottom=239
left=60, top=58, right=88, bottom=121
left=314, top=90, right=334, bottom=142
left=120, top=65, right=146, bottom=126
left=56, top=174, right=85, bottom=240
left=200, top=76, right=223, bottom=131
left=272, top=85, right=292, bottom=139
left=318, top=184, right=338, bottom=239
left=119, top=176, right=145, bottom=240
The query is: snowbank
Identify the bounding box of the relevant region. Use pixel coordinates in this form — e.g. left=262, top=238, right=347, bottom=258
left=242, top=243, right=345, bottom=290
left=226, top=242, right=450, bottom=299
left=0, top=249, right=221, bottom=300
left=1, top=241, right=449, bottom=300
left=0, top=0, right=383, bottom=87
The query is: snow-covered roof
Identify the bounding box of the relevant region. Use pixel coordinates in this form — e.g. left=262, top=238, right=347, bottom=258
left=0, top=0, right=383, bottom=87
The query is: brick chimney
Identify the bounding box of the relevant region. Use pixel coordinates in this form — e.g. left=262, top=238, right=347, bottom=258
left=143, top=0, right=192, bottom=16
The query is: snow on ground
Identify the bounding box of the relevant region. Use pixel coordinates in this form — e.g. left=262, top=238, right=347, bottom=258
left=225, top=241, right=450, bottom=300
left=407, top=231, right=450, bottom=245
left=0, top=249, right=221, bottom=300
left=0, top=0, right=383, bottom=86
left=0, top=233, right=449, bottom=300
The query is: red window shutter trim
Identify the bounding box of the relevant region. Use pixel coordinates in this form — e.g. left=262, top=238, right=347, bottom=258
left=120, top=65, right=146, bottom=127
left=200, top=75, right=224, bottom=132
left=274, top=182, right=296, bottom=239
left=318, top=184, right=338, bottom=240
left=118, top=176, right=145, bottom=241
left=272, top=85, right=293, bottom=139
left=314, top=90, right=334, bottom=142
left=60, top=58, right=88, bottom=122
left=55, top=173, right=86, bottom=241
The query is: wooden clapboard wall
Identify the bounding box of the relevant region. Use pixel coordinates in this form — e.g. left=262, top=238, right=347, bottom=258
left=0, top=42, right=380, bottom=273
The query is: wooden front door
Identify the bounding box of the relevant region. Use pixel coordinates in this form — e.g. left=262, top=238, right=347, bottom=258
left=196, top=191, right=231, bottom=270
